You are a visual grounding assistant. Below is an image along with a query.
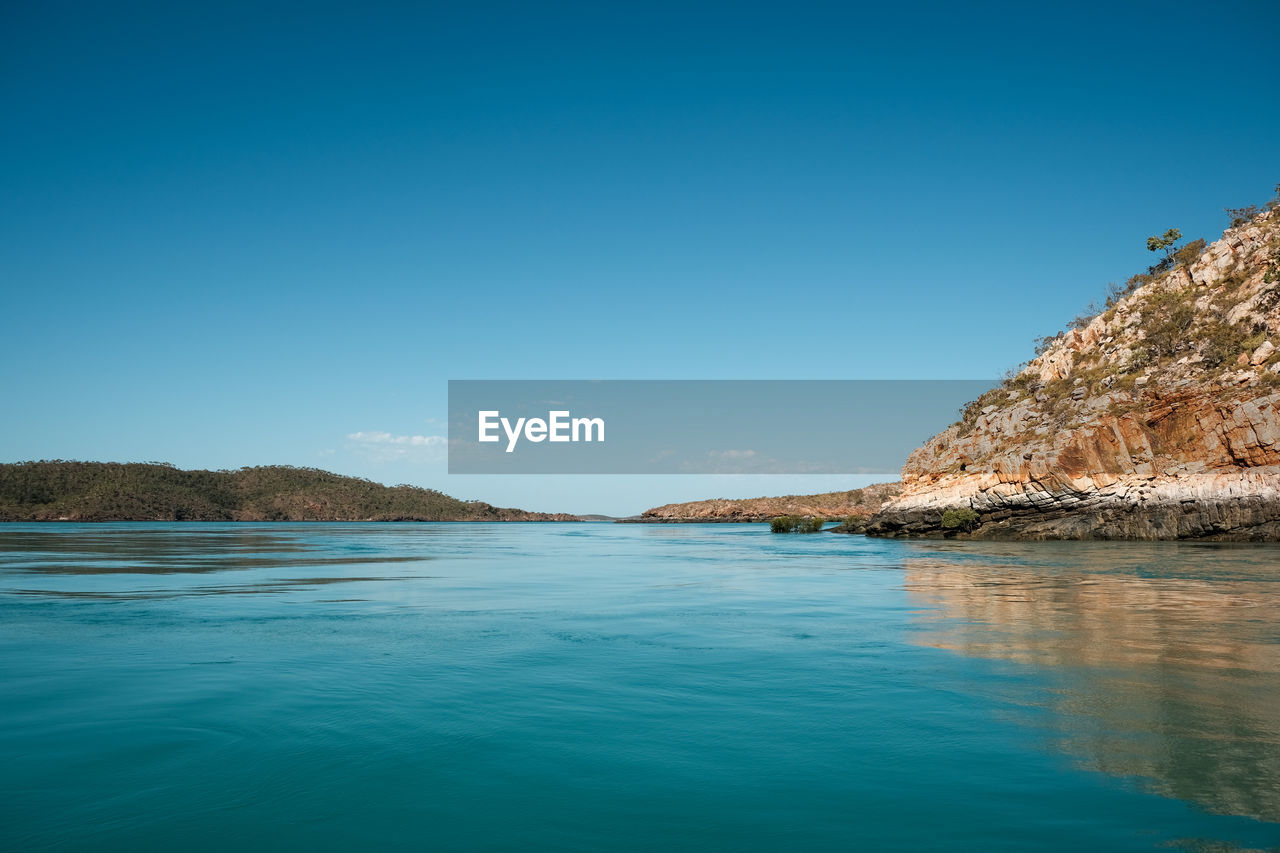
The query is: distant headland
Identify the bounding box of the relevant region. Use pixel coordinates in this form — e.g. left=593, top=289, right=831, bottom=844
left=0, top=462, right=578, bottom=522
left=629, top=483, right=901, bottom=524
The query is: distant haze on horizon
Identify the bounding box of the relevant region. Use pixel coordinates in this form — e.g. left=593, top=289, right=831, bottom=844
left=3, top=1, right=1278, bottom=516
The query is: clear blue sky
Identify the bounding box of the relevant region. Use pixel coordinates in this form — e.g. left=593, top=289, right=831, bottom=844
left=3, top=1, right=1277, bottom=515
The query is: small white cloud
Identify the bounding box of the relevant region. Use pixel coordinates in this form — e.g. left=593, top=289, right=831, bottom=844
left=348, top=431, right=446, bottom=447
left=710, top=449, right=757, bottom=460
left=347, top=431, right=447, bottom=462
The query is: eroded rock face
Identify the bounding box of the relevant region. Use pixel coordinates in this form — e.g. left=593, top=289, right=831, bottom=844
left=869, top=210, right=1280, bottom=540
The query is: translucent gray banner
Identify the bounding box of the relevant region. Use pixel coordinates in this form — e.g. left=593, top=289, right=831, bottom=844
left=448, top=380, right=994, bottom=475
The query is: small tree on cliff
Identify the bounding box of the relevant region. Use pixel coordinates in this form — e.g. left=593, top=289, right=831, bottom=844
left=1146, top=228, right=1182, bottom=262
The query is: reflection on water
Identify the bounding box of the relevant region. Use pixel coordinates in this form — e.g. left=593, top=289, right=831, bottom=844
left=0, top=524, right=437, bottom=599
left=0, top=526, right=432, bottom=575
left=3, top=575, right=438, bottom=600
left=902, top=541, right=1280, bottom=824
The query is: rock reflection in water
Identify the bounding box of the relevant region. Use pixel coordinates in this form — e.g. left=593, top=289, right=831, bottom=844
left=902, top=541, right=1280, bottom=824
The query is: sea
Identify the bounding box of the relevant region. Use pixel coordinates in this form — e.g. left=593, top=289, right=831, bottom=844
left=1, top=522, right=1278, bottom=851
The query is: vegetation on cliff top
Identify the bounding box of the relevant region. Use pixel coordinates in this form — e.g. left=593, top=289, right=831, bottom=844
left=0, top=461, right=574, bottom=522
left=954, top=183, right=1280, bottom=437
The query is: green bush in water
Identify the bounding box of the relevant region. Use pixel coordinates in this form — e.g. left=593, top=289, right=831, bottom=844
left=770, top=515, right=825, bottom=533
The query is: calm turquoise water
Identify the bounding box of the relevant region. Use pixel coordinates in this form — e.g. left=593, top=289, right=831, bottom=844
left=1, top=523, right=1278, bottom=851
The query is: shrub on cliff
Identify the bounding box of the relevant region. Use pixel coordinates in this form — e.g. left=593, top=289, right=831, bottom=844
left=1033, top=332, right=1063, bottom=356
left=1142, top=287, right=1197, bottom=358
left=940, top=507, right=980, bottom=532
left=1201, top=320, right=1265, bottom=368
left=1265, top=249, right=1280, bottom=284
left=1147, top=228, right=1182, bottom=262
left=1173, top=238, right=1207, bottom=269
left=1226, top=205, right=1261, bottom=227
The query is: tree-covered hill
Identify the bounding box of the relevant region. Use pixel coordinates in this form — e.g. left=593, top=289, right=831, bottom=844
left=0, top=462, right=578, bottom=522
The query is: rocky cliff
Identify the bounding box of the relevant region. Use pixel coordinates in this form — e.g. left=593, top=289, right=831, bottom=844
left=867, top=206, right=1280, bottom=540
left=637, top=482, right=901, bottom=522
